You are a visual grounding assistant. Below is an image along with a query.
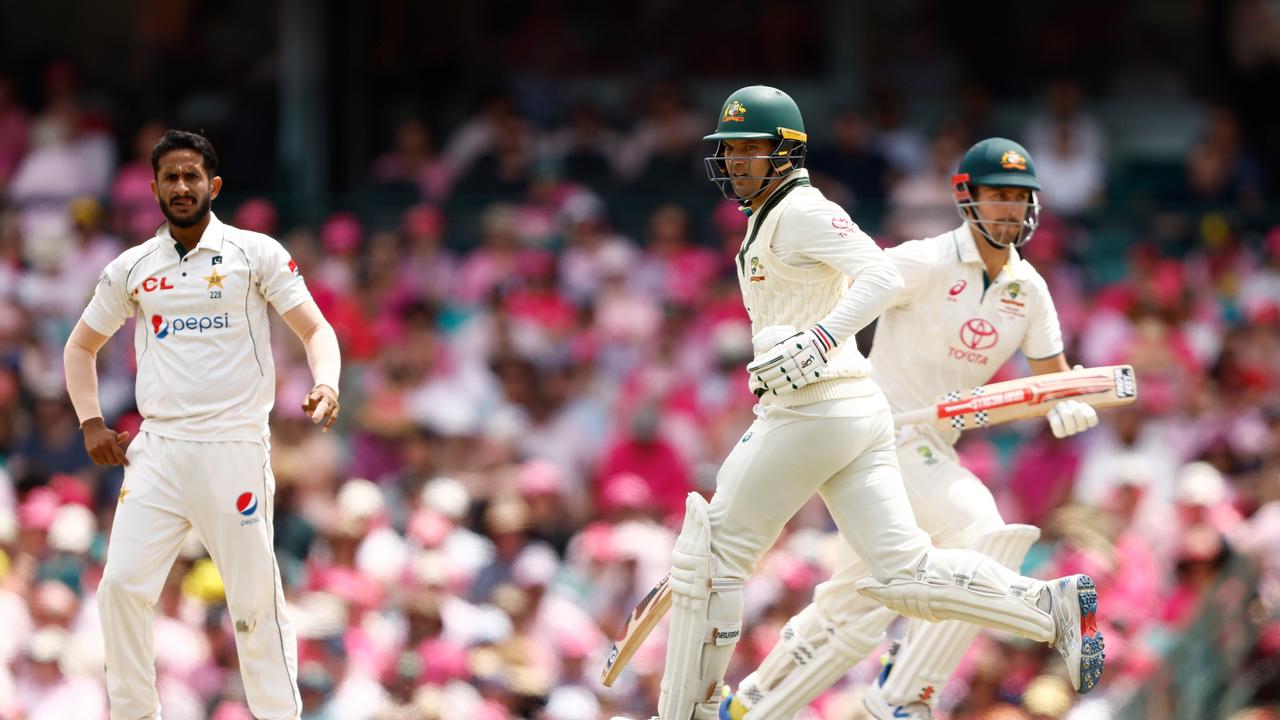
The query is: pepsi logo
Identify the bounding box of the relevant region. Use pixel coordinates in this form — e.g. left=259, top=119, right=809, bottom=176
left=236, top=492, right=258, bottom=516
left=151, top=315, right=170, bottom=339
left=949, top=280, right=967, bottom=296
left=959, top=318, right=999, bottom=350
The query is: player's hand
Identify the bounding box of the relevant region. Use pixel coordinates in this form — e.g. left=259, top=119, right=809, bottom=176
left=81, top=417, right=130, bottom=466
left=1047, top=399, right=1098, bottom=438
left=747, top=325, right=837, bottom=396
left=303, top=384, right=340, bottom=431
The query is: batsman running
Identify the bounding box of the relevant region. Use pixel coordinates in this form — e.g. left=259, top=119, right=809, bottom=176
left=720, top=138, right=1104, bottom=719
left=615, top=87, right=1103, bottom=720
left=63, top=130, right=341, bottom=720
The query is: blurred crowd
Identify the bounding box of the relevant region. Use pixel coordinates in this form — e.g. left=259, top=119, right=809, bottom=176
left=2, top=55, right=1280, bottom=720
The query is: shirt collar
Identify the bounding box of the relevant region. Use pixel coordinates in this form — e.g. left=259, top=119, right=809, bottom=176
left=157, top=212, right=226, bottom=254
left=953, top=222, right=1030, bottom=280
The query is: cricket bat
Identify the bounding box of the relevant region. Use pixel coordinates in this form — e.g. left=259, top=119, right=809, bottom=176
left=601, top=574, right=673, bottom=687
left=892, top=364, right=1137, bottom=432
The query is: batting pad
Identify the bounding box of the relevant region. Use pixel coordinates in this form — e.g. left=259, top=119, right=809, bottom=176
left=737, top=602, right=894, bottom=718
left=658, top=493, right=743, bottom=720
left=879, top=524, right=1041, bottom=707
left=854, top=546, right=1054, bottom=643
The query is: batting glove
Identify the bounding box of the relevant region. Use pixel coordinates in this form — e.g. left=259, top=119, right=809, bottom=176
left=747, top=325, right=838, bottom=396
left=1047, top=399, right=1099, bottom=438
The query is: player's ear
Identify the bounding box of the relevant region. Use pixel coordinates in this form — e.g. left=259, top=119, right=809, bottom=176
left=210, top=175, right=223, bottom=200
left=150, top=178, right=159, bottom=201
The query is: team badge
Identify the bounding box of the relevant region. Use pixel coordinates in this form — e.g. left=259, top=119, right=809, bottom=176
left=749, top=256, right=765, bottom=283
left=204, top=269, right=225, bottom=289
left=1000, top=150, right=1027, bottom=170
left=722, top=100, right=747, bottom=123
left=916, top=446, right=938, bottom=465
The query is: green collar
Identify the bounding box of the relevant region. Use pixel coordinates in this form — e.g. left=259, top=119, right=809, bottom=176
left=738, top=176, right=810, bottom=273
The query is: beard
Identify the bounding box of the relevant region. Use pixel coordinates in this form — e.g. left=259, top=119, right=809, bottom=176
left=160, top=193, right=212, bottom=229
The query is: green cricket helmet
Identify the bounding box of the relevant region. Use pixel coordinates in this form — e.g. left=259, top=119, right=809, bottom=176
left=952, top=137, right=1042, bottom=248
left=704, top=85, right=808, bottom=204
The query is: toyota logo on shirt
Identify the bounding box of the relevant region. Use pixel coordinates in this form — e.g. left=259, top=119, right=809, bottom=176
left=959, top=318, right=999, bottom=350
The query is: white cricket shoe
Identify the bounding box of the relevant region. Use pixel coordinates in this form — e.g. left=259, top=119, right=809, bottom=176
left=1048, top=574, right=1105, bottom=693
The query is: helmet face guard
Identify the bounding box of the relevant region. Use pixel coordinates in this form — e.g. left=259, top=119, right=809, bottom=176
left=704, top=132, right=807, bottom=203
left=952, top=172, right=1041, bottom=249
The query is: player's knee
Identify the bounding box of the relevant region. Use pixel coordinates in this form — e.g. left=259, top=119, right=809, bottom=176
left=97, top=564, right=146, bottom=602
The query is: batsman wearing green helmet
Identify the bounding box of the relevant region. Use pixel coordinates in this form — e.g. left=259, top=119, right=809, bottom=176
left=723, top=138, right=1106, bottom=720
left=613, top=87, right=1104, bottom=720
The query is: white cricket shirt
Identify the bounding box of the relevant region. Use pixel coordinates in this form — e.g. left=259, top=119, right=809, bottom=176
left=81, top=213, right=312, bottom=441
left=737, top=170, right=904, bottom=407
left=870, top=222, right=1064, bottom=443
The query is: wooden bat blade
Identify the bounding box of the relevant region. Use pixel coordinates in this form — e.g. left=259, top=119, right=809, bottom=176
left=893, top=365, right=1137, bottom=432
left=600, top=575, right=673, bottom=687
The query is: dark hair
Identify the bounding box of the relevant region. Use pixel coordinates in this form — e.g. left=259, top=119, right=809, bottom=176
left=150, top=129, right=218, bottom=176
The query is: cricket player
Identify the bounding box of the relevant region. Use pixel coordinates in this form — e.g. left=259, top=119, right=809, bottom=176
left=63, top=129, right=340, bottom=720
left=722, top=138, right=1104, bottom=719
left=618, top=87, right=1103, bottom=720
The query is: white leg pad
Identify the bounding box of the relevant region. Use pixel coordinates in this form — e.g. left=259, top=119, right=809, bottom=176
left=659, top=493, right=744, bottom=720
left=736, top=602, right=894, bottom=718
left=879, top=524, right=1041, bottom=707
left=854, top=544, right=1053, bottom=642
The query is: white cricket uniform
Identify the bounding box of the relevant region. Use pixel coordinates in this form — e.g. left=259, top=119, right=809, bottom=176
left=811, top=221, right=1066, bottom=708
left=83, top=213, right=309, bottom=720
left=662, top=173, right=1058, bottom=719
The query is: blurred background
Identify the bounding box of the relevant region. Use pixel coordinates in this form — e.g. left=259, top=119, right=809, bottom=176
left=1, top=1, right=1279, bottom=719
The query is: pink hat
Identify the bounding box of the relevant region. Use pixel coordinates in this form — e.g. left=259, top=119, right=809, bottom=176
left=321, top=213, right=363, bottom=254
left=408, top=508, right=453, bottom=548
left=315, top=566, right=384, bottom=610
left=574, top=522, right=616, bottom=564
left=518, top=459, right=564, bottom=496
left=48, top=474, right=92, bottom=508
left=600, top=473, right=653, bottom=512
left=557, top=629, right=596, bottom=660
left=19, top=487, right=60, bottom=531
left=233, top=198, right=280, bottom=236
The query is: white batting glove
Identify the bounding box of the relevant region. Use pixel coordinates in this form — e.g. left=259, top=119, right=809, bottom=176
left=1047, top=399, right=1099, bottom=438
left=747, top=324, right=838, bottom=396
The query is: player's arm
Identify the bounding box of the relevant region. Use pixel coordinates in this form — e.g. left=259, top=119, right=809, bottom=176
left=748, top=207, right=903, bottom=394
left=1028, top=354, right=1070, bottom=375
left=1024, top=288, right=1097, bottom=438
left=64, top=320, right=130, bottom=465
left=281, top=300, right=341, bottom=430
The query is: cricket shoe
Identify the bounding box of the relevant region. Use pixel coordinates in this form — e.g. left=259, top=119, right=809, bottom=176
left=1047, top=574, right=1105, bottom=693
left=862, top=642, right=932, bottom=720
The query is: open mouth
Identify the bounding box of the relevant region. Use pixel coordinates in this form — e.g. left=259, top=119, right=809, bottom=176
left=171, top=197, right=195, bottom=209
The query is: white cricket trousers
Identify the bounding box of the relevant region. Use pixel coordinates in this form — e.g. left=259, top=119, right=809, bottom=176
left=709, top=385, right=932, bottom=587
left=99, top=432, right=300, bottom=720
